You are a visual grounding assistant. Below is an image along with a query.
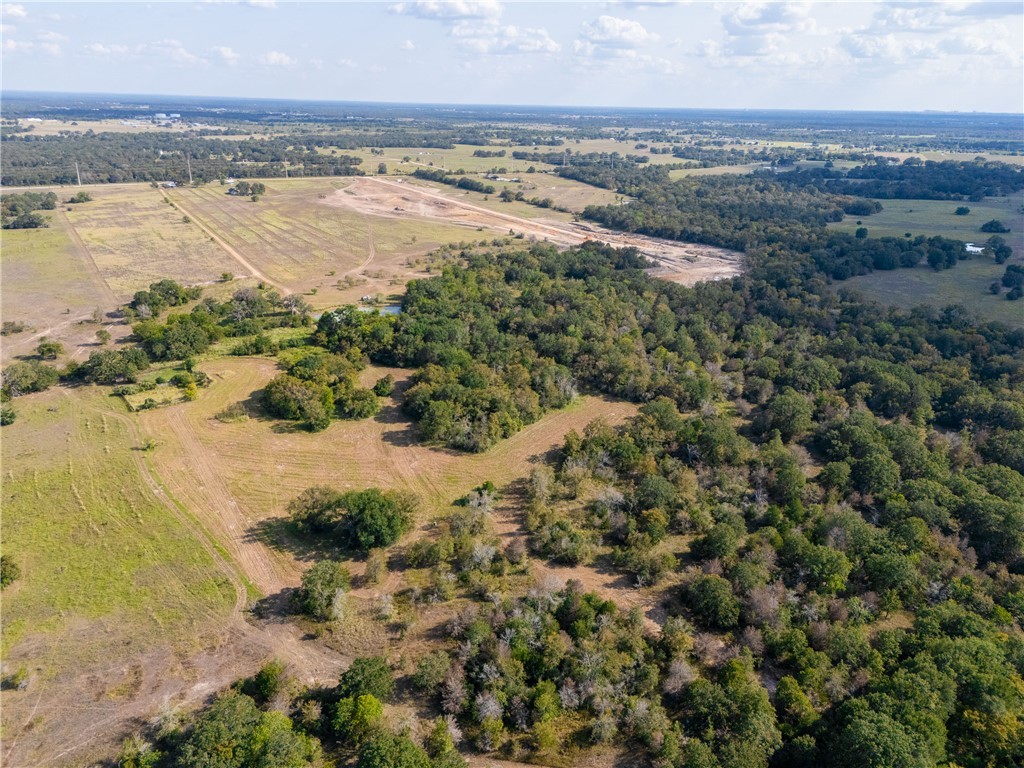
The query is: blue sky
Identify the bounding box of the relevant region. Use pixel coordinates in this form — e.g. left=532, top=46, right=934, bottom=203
left=2, top=1, right=1022, bottom=112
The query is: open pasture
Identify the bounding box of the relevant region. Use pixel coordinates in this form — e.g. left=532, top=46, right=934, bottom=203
left=834, top=192, right=1024, bottom=327
left=0, top=386, right=239, bottom=767
left=66, top=184, right=239, bottom=296
left=165, top=178, right=474, bottom=299
left=140, top=357, right=639, bottom=594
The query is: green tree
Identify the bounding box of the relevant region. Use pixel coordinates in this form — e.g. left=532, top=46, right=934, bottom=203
left=1, top=555, right=21, bottom=588
left=340, top=488, right=416, bottom=550
left=357, top=731, right=430, bottom=768
left=334, top=694, right=384, bottom=746
left=688, top=574, right=740, bottom=629
left=338, top=656, right=395, bottom=702
left=297, top=560, right=350, bottom=621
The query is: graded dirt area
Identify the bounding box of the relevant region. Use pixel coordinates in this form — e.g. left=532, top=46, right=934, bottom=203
left=325, top=176, right=743, bottom=286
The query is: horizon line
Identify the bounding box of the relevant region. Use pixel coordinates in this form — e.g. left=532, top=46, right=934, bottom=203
left=4, top=89, right=1023, bottom=118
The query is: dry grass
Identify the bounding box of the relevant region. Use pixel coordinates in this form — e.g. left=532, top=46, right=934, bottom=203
left=139, top=357, right=638, bottom=595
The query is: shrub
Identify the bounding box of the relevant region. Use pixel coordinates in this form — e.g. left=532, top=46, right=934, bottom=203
left=1, top=555, right=21, bottom=588
left=687, top=574, right=741, bottom=629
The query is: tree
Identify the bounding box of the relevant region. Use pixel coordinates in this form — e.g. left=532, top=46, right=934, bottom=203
left=334, top=694, right=384, bottom=746
left=96, top=329, right=112, bottom=345
left=954, top=206, right=970, bottom=215
left=766, top=388, right=813, bottom=442
left=36, top=340, right=64, bottom=359
left=338, top=656, right=395, bottom=702
left=688, top=574, right=741, bottom=629
left=340, top=488, right=415, bottom=551
left=357, top=731, right=431, bottom=768
left=288, top=486, right=344, bottom=534
left=980, top=219, right=1009, bottom=233
left=297, top=560, right=350, bottom=620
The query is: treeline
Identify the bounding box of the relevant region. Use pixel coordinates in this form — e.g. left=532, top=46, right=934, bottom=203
left=777, top=157, right=1024, bottom=201
left=574, top=169, right=990, bottom=280
left=412, top=168, right=495, bottom=195
left=0, top=131, right=364, bottom=186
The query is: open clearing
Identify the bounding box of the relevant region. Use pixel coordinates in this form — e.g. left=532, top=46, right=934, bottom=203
left=0, top=387, right=236, bottom=766
left=327, top=176, right=743, bottom=285
left=835, top=193, right=1024, bottom=327
left=141, top=357, right=640, bottom=596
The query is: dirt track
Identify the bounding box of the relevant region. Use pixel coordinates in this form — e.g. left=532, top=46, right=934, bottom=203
left=325, top=177, right=743, bottom=286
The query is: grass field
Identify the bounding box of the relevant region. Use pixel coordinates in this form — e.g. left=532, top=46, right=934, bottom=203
left=834, top=193, right=1024, bottom=326
left=166, top=178, right=475, bottom=298
left=0, top=386, right=239, bottom=764
left=66, top=185, right=238, bottom=295
left=139, top=357, right=638, bottom=593
left=0, top=213, right=113, bottom=361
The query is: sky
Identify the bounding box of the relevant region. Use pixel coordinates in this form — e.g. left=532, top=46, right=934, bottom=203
left=2, top=1, right=1022, bottom=113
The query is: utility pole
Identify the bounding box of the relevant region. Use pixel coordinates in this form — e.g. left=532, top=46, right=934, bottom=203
left=75, top=161, right=82, bottom=186
left=186, top=154, right=193, bottom=185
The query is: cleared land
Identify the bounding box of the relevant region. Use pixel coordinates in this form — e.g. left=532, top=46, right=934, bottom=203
left=0, top=387, right=237, bottom=767
left=141, top=357, right=639, bottom=595
left=835, top=193, right=1024, bottom=327
left=327, top=176, right=743, bottom=285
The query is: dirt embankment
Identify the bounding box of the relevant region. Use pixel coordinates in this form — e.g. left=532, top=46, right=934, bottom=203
left=324, top=177, right=743, bottom=286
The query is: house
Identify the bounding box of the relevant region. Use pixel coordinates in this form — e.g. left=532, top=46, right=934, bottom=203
left=965, top=243, right=985, bottom=254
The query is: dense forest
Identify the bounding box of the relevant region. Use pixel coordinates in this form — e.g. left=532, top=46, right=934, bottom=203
left=119, top=235, right=1024, bottom=768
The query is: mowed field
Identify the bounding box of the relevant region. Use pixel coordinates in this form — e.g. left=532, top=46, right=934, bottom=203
left=140, top=357, right=639, bottom=596
left=835, top=192, right=1024, bottom=327
left=165, top=178, right=475, bottom=300
left=0, top=386, right=240, bottom=767
left=1, top=184, right=242, bottom=363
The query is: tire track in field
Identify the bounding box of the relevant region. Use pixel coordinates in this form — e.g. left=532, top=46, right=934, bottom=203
left=159, top=405, right=291, bottom=596
left=59, top=208, right=120, bottom=305
left=161, top=191, right=289, bottom=294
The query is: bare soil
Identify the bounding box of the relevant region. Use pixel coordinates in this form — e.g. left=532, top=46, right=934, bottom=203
left=325, top=177, right=743, bottom=286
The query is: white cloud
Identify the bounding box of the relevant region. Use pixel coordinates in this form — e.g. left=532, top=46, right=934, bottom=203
left=722, top=2, right=814, bottom=36
left=389, top=1, right=502, bottom=21
left=261, top=50, right=294, bottom=66
left=37, top=31, right=68, bottom=42
left=452, top=22, right=559, bottom=54
left=2, top=4, right=27, bottom=19
left=337, top=57, right=358, bottom=69
left=246, top=0, right=277, bottom=7
left=3, top=39, right=33, bottom=52
left=580, top=15, right=658, bottom=48
left=83, top=42, right=131, bottom=56
left=400, top=39, right=416, bottom=50
left=211, top=45, right=240, bottom=64
left=151, top=39, right=203, bottom=65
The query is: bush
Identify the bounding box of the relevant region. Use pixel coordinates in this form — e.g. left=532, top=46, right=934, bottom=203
left=372, top=374, right=394, bottom=396
left=249, top=660, right=286, bottom=704
left=0, top=406, right=14, bottom=426
left=1, top=555, right=21, bottom=588
left=215, top=402, right=249, bottom=423
left=334, top=694, right=383, bottom=746
left=413, top=651, right=451, bottom=691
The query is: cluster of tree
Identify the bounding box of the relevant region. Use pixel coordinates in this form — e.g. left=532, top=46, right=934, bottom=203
left=472, top=149, right=506, bottom=158
left=228, top=181, right=267, bottom=198
left=288, top=486, right=417, bottom=554
left=119, top=654, right=467, bottom=768
left=999, top=263, right=1024, bottom=300
left=412, top=168, right=495, bottom=194
left=1, top=190, right=56, bottom=229
left=261, top=346, right=382, bottom=431
left=777, top=157, right=1024, bottom=201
